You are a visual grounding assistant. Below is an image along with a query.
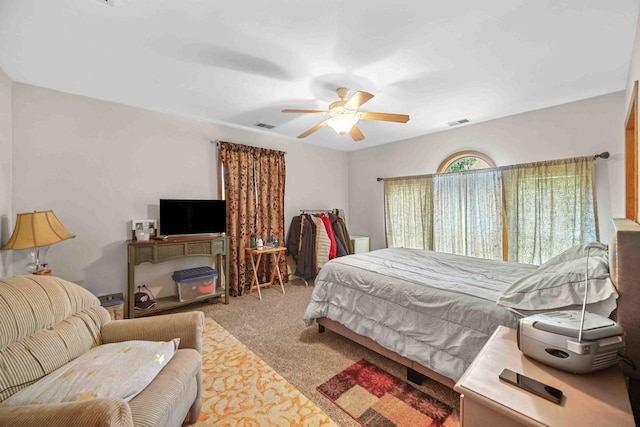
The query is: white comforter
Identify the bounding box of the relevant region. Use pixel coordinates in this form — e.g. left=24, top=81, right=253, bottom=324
left=303, top=248, right=537, bottom=381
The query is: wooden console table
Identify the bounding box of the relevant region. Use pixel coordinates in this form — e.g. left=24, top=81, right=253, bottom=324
left=127, top=235, right=229, bottom=318
left=245, top=246, right=286, bottom=300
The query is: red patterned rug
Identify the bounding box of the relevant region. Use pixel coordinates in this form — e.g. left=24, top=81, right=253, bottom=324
left=317, top=359, right=459, bottom=427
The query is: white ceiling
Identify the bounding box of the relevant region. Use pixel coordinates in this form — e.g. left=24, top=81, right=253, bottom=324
left=0, top=0, right=638, bottom=152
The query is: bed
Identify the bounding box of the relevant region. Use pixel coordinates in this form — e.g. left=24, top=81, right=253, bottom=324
left=303, top=218, right=640, bottom=396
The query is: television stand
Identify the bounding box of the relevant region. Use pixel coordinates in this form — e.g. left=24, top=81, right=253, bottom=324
left=127, top=235, right=229, bottom=318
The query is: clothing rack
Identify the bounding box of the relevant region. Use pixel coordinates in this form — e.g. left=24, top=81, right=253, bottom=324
left=288, top=208, right=353, bottom=283
left=299, top=209, right=337, bottom=214
left=299, top=208, right=346, bottom=221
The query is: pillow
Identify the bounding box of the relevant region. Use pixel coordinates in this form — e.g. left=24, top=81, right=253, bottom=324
left=497, top=243, right=618, bottom=311
left=1, top=339, right=179, bottom=406
left=538, top=242, right=609, bottom=266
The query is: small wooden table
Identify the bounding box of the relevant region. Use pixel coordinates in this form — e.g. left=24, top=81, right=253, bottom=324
left=245, top=246, right=286, bottom=300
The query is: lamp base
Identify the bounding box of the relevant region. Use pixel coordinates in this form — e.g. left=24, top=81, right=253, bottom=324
left=25, top=264, right=39, bottom=273
left=25, top=248, right=49, bottom=274
left=26, top=250, right=39, bottom=273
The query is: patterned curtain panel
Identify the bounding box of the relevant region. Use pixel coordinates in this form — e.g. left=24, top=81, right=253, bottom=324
left=502, top=156, right=598, bottom=265
left=384, top=176, right=433, bottom=249
left=433, top=168, right=503, bottom=259
left=219, top=142, right=257, bottom=297
left=255, top=148, right=287, bottom=286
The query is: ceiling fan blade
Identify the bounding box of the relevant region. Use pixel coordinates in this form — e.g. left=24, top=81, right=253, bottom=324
left=297, top=120, right=330, bottom=138
left=282, top=109, right=328, bottom=114
left=344, top=91, right=374, bottom=110
left=349, top=124, right=365, bottom=142
left=360, top=111, right=410, bottom=123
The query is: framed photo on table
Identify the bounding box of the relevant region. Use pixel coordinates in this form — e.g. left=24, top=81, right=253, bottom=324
left=131, top=219, right=157, bottom=240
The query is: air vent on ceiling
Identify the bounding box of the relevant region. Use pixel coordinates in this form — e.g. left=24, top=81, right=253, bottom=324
left=254, top=123, right=275, bottom=129
left=447, top=118, right=470, bottom=127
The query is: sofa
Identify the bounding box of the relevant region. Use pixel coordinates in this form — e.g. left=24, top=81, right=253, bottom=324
left=0, top=275, right=204, bottom=427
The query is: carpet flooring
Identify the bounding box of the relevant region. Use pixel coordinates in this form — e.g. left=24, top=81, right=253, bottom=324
left=197, top=317, right=336, bottom=426
left=317, top=359, right=459, bottom=427
left=175, top=279, right=460, bottom=427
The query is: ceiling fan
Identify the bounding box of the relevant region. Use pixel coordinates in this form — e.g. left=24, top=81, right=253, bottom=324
left=282, top=87, right=410, bottom=142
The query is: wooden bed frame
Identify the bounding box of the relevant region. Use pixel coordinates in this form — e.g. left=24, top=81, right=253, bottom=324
left=317, top=317, right=456, bottom=388
left=317, top=218, right=640, bottom=412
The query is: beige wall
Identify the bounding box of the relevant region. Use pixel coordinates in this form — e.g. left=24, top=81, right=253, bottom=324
left=5, top=59, right=634, bottom=292
left=0, top=66, right=11, bottom=277
left=348, top=92, right=625, bottom=251
left=10, top=83, right=349, bottom=296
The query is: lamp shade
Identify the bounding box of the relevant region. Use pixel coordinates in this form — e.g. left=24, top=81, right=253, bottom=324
left=328, top=114, right=358, bottom=134
left=2, top=210, right=73, bottom=250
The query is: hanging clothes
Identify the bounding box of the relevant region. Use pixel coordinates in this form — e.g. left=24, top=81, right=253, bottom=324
left=286, top=209, right=354, bottom=279
left=337, top=216, right=354, bottom=254
left=329, top=212, right=353, bottom=255
left=317, top=214, right=337, bottom=259
left=334, top=233, right=348, bottom=257
left=311, top=215, right=330, bottom=274
left=295, top=215, right=316, bottom=279
left=286, top=215, right=302, bottom=259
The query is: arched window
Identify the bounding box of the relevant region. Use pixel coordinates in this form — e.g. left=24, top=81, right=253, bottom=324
left=437, top=150, right=496, bottom=173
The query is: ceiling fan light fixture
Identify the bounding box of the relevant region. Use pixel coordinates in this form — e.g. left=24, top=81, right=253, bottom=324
left=282, top=87, right=408, bottom=141
left=328, top=114, right=358, bottom=134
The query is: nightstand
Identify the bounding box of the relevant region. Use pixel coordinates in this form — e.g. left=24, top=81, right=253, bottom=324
left=454, top=326, right=634, bottom=426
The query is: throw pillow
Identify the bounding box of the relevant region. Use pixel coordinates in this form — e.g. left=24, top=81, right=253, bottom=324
left=1, top=339, right=179, bottom=406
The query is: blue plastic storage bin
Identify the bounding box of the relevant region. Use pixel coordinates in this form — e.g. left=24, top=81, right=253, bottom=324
left=172, top=266, right=218, bottom=302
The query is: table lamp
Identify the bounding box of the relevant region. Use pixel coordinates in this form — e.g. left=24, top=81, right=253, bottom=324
left=1, top=210, right=74, bottom=273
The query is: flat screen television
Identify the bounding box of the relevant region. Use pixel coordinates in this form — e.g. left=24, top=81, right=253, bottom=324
left=159, top=199, right=227, bottom=236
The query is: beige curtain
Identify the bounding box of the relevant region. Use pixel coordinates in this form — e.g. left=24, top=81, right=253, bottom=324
left=383, top=155, right=598, bottom=264
left=433, top=168, right=503, bottom=259
left=502, top=156, right=598, bottom=264
left=219, top=142, right=286, bottom=297
left=384, top=176, right=433, bottom=249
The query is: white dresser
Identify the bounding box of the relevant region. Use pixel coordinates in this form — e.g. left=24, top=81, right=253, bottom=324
left=350, top=235, right=370, bottom=254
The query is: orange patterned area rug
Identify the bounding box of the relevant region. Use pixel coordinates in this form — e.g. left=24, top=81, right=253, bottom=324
left=197, top=317, right=337, bottom=426
left=317, top=359, right=459, bottom=427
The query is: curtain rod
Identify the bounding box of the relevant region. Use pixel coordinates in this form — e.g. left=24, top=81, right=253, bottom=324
left=376, top=151, right=610, bottom=182
left=211, top=139, right=287, bottom=154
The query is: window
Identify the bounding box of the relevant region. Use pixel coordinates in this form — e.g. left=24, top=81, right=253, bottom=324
left=438, top=151, right=496, bottom=173
left=501, top=158, right=597, bottom=264
left=385, top=155, right=598, bottom=264
left=432, top=168, right=503, bottom=259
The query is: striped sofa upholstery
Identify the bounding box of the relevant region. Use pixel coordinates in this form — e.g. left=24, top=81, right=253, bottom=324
left=0, top=275, right=204, bottom=427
